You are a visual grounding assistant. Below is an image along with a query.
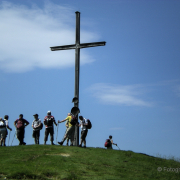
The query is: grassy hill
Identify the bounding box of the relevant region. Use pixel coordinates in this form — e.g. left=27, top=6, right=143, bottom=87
left=0, top=145, right=180, bottom=180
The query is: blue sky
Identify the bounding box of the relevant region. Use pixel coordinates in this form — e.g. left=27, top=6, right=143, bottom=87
left=0, top=0, right=180, bottom=159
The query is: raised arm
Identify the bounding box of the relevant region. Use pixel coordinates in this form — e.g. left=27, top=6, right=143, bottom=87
left=58, top=119, right=66, bottom=123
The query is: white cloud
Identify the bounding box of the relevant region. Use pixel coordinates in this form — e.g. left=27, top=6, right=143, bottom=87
left=89, top=83, right=154, bottom=107
left=0, top=1, right=99, bottom=73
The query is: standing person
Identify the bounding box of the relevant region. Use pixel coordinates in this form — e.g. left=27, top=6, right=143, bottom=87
left=65, top=120, right=70, bottom=146
left=78, top=116, right=88, bottom=148
left=32, top=114, right=42, bottom=145
left=58, top=113, right=76, bottom=146
left=14, top=114, right=29, bottom=145
left=4, top=115, right=12, bottom=146
left=44, top=111, right=57, bottom=145
left=107, top=135, right=117, bottom=149
left=0, top=117, right=6, bottom=146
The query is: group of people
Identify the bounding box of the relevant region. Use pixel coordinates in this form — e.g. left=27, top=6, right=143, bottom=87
left=1, top=111, right=118, bottom=149
left=0, top=111, right=89, bottom=148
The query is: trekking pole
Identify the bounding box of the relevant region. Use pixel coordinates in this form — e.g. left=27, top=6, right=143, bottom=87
left=8, top=130, right=11, bottom=146
left=116, top=144, right=120, bottom=150
left=56, top=123, right=59, bottom=144
left=11, top=130, right=16, bottom=146
left=54, top=125, right=56, bottom=143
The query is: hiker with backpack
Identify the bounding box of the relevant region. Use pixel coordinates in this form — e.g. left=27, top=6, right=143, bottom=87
left=0, top=117, right=7, bottom=146
left=44, top=111, right=57, bottom=145
left=77, top=116, right=91, bottom=148
left=105, top=135, right=117, bottom=149
left=32, top=114, right=42, bottom=145
left=4, top=115, right=12, bottom=146
left=58, top=113, right=76, bottom=146
left=14, top=114, right=29, bottom=145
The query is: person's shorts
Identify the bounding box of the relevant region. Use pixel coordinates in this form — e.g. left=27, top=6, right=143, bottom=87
left=66, top=126, right=75, bottom=140
left=0, top=128, right=6, bottom=139
left=32, top=130, right=40, bottom=138
left=81, top=130, right=88, bottom=140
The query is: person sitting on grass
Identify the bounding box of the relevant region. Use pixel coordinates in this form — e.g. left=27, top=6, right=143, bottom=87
left=107, top=135, right=117, bottom=149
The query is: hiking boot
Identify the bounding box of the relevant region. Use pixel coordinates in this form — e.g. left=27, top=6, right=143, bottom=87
left=70, top=144, right=73, bottom=146
left=58, top=141, right=63, bottom=145
left=83, top=146, right=86, bottom=148
left=66, top=143, right=69, bottom=146
left=78, top=144, right=82, bottom=147
left=51, top=143, right=55, bottom=145
left=22, top=142, right=26, bottom=145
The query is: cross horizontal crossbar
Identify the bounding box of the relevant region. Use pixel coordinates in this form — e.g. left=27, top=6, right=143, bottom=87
left=50, top=41, right=106, bottom=51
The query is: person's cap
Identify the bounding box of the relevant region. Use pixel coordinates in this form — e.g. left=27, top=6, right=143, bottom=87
left=4, top=115, right=9, bottom=119
left=19, top=114, right=23, bottom=117
left=47, top=111, right=51, bottom=115
left=33, top=114, right=38, bottom=116
left=79, top=116, right=83, bottom=120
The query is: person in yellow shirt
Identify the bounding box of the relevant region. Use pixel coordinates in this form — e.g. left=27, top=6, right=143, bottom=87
left=58, top=113, right=75, bottom=146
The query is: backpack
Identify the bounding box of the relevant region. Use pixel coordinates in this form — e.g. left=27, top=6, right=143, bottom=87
left=40, top=122, right=43, bottom=130
left=86, top=119, right=92, bottom=129
left=104, top=139, right=111, bottom=147
left=0, top=119, right=6, bottom=127
left=70, top=116, right=77, bottom=126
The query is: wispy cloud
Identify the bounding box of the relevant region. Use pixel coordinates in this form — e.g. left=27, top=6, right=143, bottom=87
left=174, top=86, right=180, bottom=99
left=110, top=127, right=124, bottom=130
left=0, top=1, right=99, bottom=73
left=89, top=83, right=154, bottom=107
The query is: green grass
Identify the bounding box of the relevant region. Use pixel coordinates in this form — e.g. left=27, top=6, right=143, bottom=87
left=0, top=145, right=180, bottom=180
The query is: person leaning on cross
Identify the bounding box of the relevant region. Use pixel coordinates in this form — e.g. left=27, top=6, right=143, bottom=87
left=58, top=113, right=75, bottom=146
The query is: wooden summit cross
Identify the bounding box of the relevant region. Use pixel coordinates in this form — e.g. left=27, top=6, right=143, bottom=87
left=50, top=11, right=106, bottom=146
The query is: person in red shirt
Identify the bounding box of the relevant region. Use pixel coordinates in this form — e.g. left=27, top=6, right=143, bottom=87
left=14, top=114, right=29, bottom=145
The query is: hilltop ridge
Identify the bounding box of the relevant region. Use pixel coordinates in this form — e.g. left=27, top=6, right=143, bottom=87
left=0, top=145, right=180, bottom=179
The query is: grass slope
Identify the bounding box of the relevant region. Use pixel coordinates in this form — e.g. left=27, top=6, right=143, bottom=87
left=0, top=145, right=180, bottom=180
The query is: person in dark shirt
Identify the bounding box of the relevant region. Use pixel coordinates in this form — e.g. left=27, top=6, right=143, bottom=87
left=44, top=111, right=57, bottom=145
left=14, top=114, right=29, bottom=145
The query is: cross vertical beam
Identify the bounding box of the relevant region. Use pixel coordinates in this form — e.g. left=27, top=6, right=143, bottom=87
left=50, top=11, right=106, bottom=146
left=74, top=11, right=80, bottom=146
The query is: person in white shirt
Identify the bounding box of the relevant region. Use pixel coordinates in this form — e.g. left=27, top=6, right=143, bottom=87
left=0, top=117, right=7, bottom=146
left=32, top=114, right=42, bottom=144
left=77, top=116, right=88, bottom=148
left=4, top=115, right=12, bottom=146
